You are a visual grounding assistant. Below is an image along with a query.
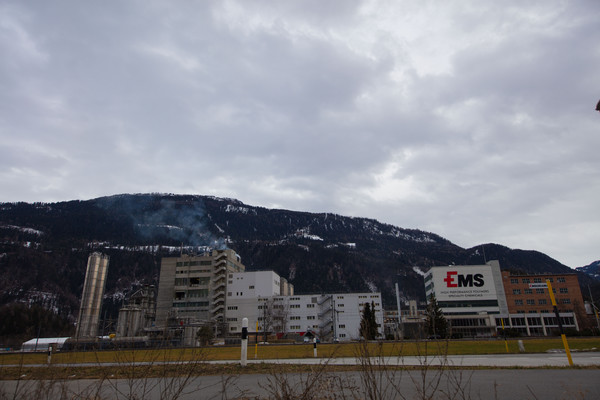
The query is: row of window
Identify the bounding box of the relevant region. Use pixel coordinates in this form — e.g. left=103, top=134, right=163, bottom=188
left=176, top=261, right=212, bottom=267
left=174, top=277, right=211, bottom=286
left=514, top=309, right=573, bottom=314
left=172, top=301, right=209, bottom=308
left=502, top=316, right=575, bottom=326
left=514, top=298, right=571, bottom=305
left=512, top=288, right=568, bottom=295
left=255, top=303, right=318, bottom=309
left=175, top=268, right=211, bottom=274
left=509, top=277, right=567, bottom=284
left=174, top=289, right=209, bottom=300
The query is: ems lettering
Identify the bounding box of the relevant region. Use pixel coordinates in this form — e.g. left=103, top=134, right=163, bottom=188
left=444, top=272, right=484, bottom=288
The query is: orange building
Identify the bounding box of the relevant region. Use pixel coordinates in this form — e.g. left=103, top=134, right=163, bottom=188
left=500, top=271, right=587, bottom=335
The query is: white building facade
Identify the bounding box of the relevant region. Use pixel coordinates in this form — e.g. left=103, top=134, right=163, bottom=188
left=226, top=291, right=384, bottom=342
left=424, top=260, right=508, bottom=315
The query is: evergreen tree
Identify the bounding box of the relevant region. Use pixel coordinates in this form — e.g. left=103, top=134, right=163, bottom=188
left=196, top=325, right=214, bottom=346
left=425, top=294, right=448, bottom=338
left=359, top=301, right=378, bottom=340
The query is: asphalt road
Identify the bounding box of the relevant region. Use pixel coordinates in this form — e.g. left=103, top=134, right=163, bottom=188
left=2, top=369, right=599, bottom=399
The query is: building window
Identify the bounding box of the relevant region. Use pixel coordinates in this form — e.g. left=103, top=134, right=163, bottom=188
left=526, top=299, right=535, bottom=305
left=290, top=316, right=301, bottom=320
left=249, top=285, right=255, bottom=289
left=307, top=304, right=315, bottom=308
left=290, top=325, right=301, bottom=330
left=307, top=316, right=315, bottom=320
left=547, top=278, right=553, bottom=283
left=522, top=278, right=530, bottom=284
left=510, top=278, right=519, bottom=284
left=515, top=299, right=523, bottom=305
left=524, top=289, right=532, bottom=294
left=533, top=278, right=542, bottom=283
left=559, top=288, right=569, bottom=294
left=538, top=299, right=547, bottom=305
left=339, top=334, right=346, bottom=338
left=338, top=324, right=346, bottom=329
left=230, top=326, right=237, bottom=331
left=557, top=277, right=566, bottom=283
left=535, top=289, right=545, bottom=294
left=227, top=306, right=238, bottom=310
left=337, top=304, right=344, bottom=307
left=562, top=298, right=571, bottom=304
left=228, top=292, right=232, bottom=297
left=513, top=289, right=521, bottom=295
left=290, top=304, right=301, bottom=309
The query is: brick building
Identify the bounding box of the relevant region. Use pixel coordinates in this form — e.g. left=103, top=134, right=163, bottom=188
left=500, top=271, right=588, bottom=335
left=501, top=271, right=585, bottom=315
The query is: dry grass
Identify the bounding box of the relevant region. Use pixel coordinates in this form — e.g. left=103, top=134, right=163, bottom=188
left=1, top=337, right=598, bottom=367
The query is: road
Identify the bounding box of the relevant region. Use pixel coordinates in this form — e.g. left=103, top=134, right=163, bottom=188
left=2, top=369, right=599, bottom=399
left=2, top=352, right=600, bottom=399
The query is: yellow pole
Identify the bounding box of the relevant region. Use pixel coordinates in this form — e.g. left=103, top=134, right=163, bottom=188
left=500, top=318, right=509, bottom=353
left=546, top=280, right=574, bottom=366
left=255, top=321, right=258, bottom=359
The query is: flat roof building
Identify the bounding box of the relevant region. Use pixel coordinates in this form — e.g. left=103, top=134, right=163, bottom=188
left=424, top=260, right=508, bottom=315
left=155, top=249, right=245, bottom=329
left=226, top=292, right=384, bottom=342
left=424, top=261, right=586, bottom=337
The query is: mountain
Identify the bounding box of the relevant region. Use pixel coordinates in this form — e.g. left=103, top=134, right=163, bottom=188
left=1, top=193, right=597, bottom=329
left=576, top=261, right=600, bottom=282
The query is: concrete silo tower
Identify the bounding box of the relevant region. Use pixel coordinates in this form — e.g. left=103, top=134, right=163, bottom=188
left=75, top=252, right=109, bottom=339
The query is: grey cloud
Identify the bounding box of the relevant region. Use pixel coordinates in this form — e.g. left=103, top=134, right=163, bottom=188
left=1, top=0, right=599, bottom=267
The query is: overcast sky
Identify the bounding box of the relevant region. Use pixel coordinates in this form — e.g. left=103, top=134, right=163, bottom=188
left=1, top=1, right=599, bottom=268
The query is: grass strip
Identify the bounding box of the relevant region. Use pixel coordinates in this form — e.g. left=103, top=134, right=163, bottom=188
left=1, top=338, right=598, bottom=367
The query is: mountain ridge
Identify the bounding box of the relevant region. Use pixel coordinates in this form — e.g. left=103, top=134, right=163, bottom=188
left=1, top=193, right=597, bottom=326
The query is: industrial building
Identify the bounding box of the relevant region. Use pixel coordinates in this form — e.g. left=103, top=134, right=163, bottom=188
left=148, top=250, right=381, bottom=343
left=424, top=261, right=586, bottom=337
left=116, top=285, right=156, bottom=338
left=75, top=252, right=109, bottom=339
left=225, top=270, right=383, bottom=341
left=154, top=249, right=245, bottom=329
